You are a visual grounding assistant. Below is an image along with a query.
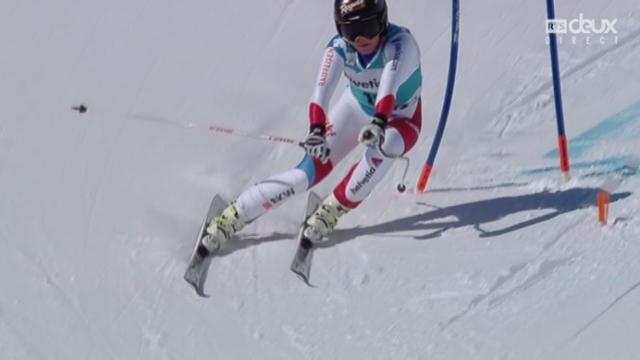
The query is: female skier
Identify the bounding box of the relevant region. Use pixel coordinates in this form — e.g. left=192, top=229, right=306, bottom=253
left=200, top=0, right=423, bottom=255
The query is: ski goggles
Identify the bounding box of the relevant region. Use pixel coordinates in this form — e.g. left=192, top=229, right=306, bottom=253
left=336, top=15, right=385, bottom=42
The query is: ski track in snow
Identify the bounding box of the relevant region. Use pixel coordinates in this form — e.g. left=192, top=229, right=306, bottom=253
left=517, top=25, right=640, bottom=108
left=440, top=216, right=583, bottom=331
left=571, top=280, right=640, bottom=340
left=492, top=25, right=640, bottom=141
left=6, top=243, right=119, bottom=360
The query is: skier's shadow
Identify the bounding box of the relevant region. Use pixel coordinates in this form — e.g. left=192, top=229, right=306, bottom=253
left=217, top=232, right=294, bottom=256
left=217, top=187, right=631, bottom=255
left=316, top=187, right=632, bottom=248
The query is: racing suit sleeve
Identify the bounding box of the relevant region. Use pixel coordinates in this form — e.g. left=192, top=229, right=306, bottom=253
left=373, top=32, right=422, bottom=123
left=308, top=40, right=345, bottom=132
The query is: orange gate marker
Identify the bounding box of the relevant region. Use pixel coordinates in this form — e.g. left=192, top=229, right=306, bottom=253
left=597, top=191, right=611, bottom=225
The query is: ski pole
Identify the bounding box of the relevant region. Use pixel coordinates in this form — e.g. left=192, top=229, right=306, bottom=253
left=131, top=113, right=302, bottom=146
left=416, top=0, right=460, bottom=193
left=208, top=126, right=299, bottom=146
left=210, top=125, right=412, bottom=193
left=376, top=142, right=411, bottom=193
left=133, top=111, right=410, bottom=192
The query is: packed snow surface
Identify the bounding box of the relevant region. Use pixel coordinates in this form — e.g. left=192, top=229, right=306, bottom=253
left=1, top=1, right=639, bottom=359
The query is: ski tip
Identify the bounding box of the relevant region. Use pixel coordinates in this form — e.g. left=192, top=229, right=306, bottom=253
left=195, top=289, right=211, bottom=298
left=184, top=277, right=211, bottom=298
left=184, top=267, right=212, bottom=298
left=291, top=270, right=318, bottom=288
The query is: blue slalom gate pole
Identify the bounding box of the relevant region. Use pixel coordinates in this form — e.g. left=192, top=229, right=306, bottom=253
left=546, top=0, right=571, bottom=180
left=417, top=0, right=460, bottom=192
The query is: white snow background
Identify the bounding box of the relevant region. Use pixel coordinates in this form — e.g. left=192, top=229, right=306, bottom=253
left=1, top=0, right=640, bottom=359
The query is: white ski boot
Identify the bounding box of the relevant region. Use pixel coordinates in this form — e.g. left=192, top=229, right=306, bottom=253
left=303, top=194, right=350, bottom=242
left=200, top=201, right=245, bottom=255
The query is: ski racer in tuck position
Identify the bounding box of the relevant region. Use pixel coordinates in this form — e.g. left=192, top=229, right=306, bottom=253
left=201, top=0, right=423, bottom=255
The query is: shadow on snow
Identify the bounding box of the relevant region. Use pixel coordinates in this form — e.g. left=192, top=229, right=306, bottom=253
left=319, top=187, right=632, bottom=248
left=218, top=187, right=631, bottom=255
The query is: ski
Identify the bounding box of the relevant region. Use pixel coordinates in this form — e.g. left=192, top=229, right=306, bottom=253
left=290, top=191, right=322, bottom=287
left=184, top=194, right=228, bottom=298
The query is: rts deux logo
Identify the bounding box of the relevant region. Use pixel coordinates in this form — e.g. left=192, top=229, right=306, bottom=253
left=546, top=13, right=619, bottom=46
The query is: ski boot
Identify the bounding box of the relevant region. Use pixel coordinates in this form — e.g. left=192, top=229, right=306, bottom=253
left=303, top=194, right=350, bottom=242
left=199, top=201, right=245, bottom=256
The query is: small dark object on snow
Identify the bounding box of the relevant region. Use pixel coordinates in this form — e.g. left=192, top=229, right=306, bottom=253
left=72, top=104, right=87, bottom=114
left=397, top=184, right=406, bottom=193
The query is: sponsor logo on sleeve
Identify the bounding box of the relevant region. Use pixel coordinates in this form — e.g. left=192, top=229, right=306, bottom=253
left=318, top=49, right=336, bottom=87
left=391, top=38, right=402, bottom=71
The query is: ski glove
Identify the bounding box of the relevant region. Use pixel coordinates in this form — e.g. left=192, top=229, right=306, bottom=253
left=358, top=114, right=386, bottom=149
left=300, top=126, right=331, bottom=164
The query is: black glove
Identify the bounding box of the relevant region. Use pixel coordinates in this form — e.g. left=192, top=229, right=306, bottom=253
left=358, top=114, right=386, bottom=148
left=300, top=125, right=331, bottom=164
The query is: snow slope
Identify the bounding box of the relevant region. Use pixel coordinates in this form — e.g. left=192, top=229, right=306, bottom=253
left=1, top=0, right=640, bottom=359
